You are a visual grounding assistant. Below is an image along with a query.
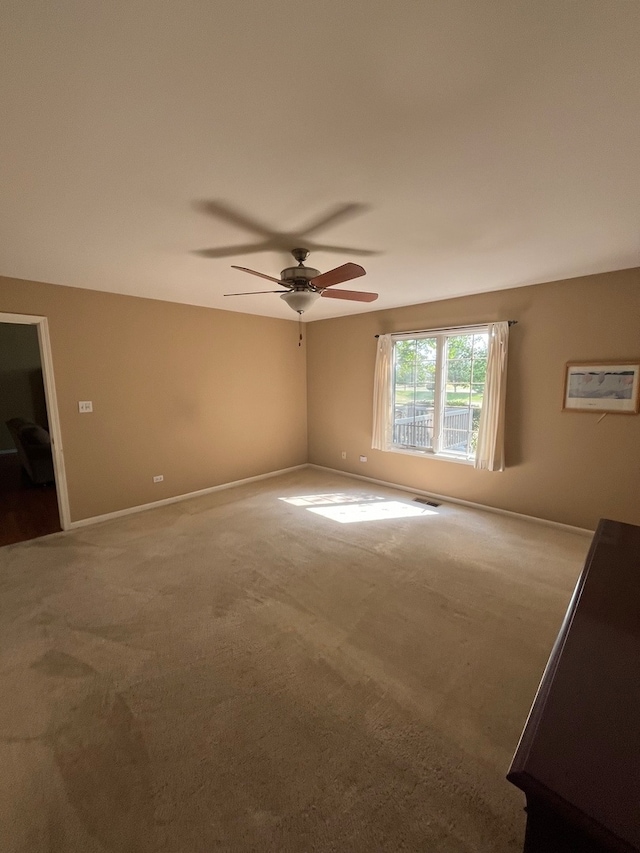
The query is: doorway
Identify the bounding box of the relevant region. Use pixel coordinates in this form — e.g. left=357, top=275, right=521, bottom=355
left=0, top=313, right=69, bottom=546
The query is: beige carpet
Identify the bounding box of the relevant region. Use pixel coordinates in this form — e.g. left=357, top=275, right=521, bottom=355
left=0, top=468, right=589, bottom=853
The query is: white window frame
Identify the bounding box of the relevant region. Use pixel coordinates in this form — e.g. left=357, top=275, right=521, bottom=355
left=390, top=325, right=489, bottom=464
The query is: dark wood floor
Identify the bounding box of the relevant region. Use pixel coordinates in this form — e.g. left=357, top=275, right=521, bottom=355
left=0, top=452, right=61, bottom=547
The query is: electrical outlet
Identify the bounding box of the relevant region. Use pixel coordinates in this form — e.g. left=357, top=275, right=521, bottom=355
left=341, top=451, right=347, bottom=459
left=359, top=455, right=367, bottom=462
left=78, top=400, right=93, bottom=413
left=153, top=475, right=164, bottom=483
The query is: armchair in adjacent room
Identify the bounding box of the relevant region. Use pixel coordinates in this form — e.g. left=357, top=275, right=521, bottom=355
left=5, top=417, right=55, bottom=485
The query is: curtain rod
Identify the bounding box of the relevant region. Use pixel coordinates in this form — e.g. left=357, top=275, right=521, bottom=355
left=374, top=320, right=517, bottom=338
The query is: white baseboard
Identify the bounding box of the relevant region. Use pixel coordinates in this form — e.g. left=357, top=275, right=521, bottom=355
left=308, top=464, right=594, bottom=537
left=60, top=461, right=593, bottom=538
left=67, top=464, right=308, bottom=530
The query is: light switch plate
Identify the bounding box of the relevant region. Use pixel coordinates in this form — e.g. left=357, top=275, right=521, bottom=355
left=78, top=401, right=93, bottom=413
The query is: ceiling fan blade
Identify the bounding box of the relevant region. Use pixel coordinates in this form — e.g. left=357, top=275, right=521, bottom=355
left=310, top=263, right=366, bottom=289
left=224, top=290, right=286, bottom=296
left=231, top=266, right=290, bottom=286
left=320, top=288, right=378, bottom=302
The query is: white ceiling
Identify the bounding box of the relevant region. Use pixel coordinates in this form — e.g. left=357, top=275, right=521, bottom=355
left=1, top=1, right=639, bottom=322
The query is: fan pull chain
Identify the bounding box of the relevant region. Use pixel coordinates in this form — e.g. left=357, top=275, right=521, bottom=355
left=298, top=314, right=303, bottom=347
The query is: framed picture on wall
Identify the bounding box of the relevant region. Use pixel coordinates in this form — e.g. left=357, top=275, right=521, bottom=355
left=563, top=361, right=640, bottom=414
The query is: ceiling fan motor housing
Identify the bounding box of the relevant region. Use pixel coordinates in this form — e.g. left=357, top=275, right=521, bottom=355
left=280, top=266, right=321, bottom=286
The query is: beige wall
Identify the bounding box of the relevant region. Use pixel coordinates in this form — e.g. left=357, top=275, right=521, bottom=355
left=2, top=267, right=638, bottom=530
left=306, top=268, right=640, bottom=530
left=0, top=322, right=46, bottom=451
left=0, top=277, right=308, bottom=522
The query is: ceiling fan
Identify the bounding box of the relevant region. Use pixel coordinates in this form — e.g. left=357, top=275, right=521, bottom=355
left=225, top=248, right=378, bottom=315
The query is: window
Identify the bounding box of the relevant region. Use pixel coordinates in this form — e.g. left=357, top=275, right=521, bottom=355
left=391, top=328, right=489, bottom=461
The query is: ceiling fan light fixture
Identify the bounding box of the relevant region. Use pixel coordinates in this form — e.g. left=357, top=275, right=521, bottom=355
left=280, top=290, right=321, bottom=314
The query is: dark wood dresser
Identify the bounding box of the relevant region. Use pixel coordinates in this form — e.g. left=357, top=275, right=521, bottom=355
left=507, top=518, right=640, bottom=853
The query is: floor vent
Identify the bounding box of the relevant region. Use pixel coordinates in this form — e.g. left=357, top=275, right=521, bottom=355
left=413, top=497, right=440, bottom=507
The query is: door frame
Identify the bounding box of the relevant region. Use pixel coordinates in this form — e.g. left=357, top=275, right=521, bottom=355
left=0, top=312, right=70, bottom=530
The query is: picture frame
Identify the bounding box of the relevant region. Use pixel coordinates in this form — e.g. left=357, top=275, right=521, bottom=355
left=563, top=361, right=640, bottom=414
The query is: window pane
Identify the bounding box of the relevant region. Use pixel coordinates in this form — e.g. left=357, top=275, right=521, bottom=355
left=416, top=337, right=437, bottom=360
left=392, top=338, right=436, bottom=450
left=470, top=384, right=485, bottom=454
left=446, top=335, right=468, bottom=353
left=394, top=339, right=416, bottom=385
left=472, top=335, right=488, bottom=358
left=441, top=405, right=472, bottom=453
left=446, top=335, right=473, bottom=394
left=472, top=357, right=487, bottom=384
left=444, top=333, right=477, bottom=456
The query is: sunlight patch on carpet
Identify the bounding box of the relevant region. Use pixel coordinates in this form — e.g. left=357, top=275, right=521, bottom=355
left=279, top=493, right=437, bottom=523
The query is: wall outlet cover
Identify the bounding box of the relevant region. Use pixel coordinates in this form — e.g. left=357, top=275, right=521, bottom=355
left=359, top=455, right=367, bottom=462
left=78, top=401, right=93, bottom=413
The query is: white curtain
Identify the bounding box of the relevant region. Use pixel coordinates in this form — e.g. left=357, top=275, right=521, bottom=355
left=475, top=321, right=509, bottom=471
left=372, top=334, right=393, bottom=450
